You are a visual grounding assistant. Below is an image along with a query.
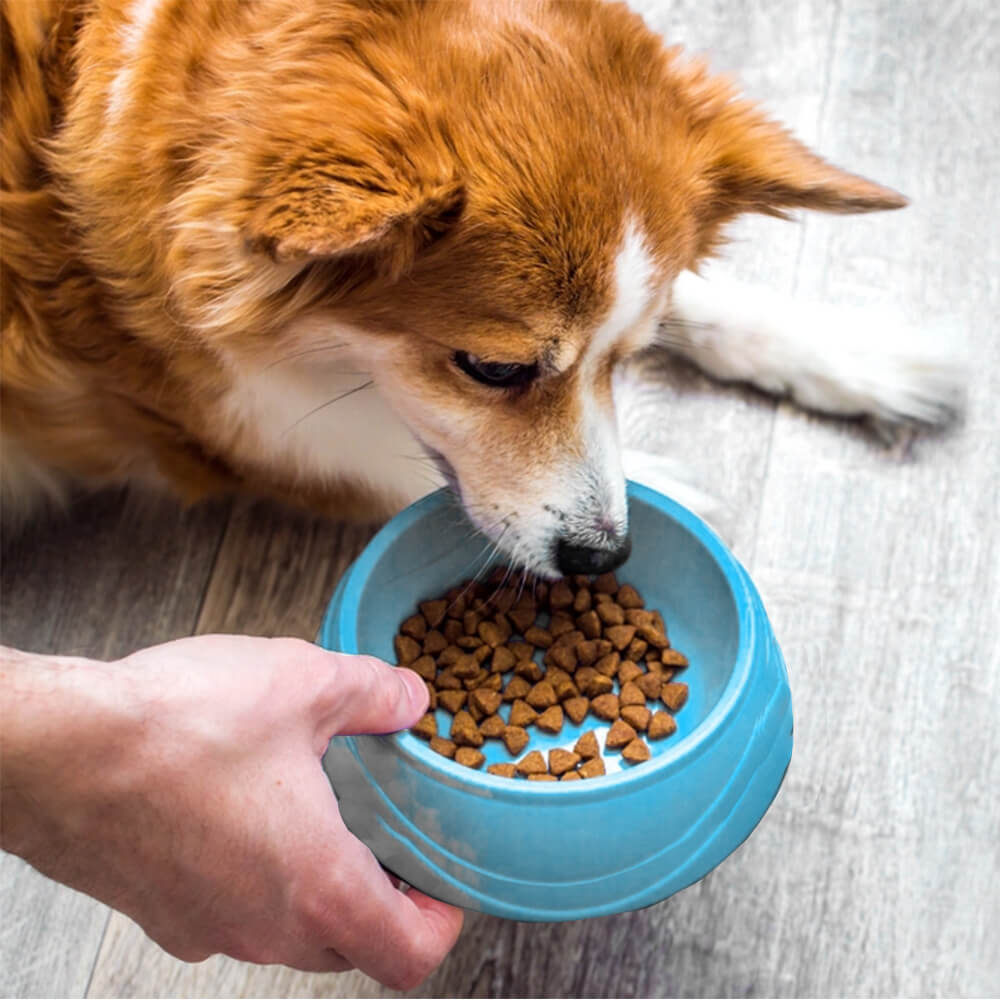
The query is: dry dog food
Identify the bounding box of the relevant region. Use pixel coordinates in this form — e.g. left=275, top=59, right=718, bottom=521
left=396, top=569, right=690, bottom=780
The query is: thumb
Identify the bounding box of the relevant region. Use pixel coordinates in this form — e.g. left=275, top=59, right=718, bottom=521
left=313, top=652, right=429, bottom=741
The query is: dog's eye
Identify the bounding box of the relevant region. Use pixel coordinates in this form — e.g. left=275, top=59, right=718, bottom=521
left=453, top=351, right=538, bottom=388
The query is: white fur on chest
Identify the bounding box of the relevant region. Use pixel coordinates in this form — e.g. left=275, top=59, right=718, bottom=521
left=216, top=355, right=441, bottom=510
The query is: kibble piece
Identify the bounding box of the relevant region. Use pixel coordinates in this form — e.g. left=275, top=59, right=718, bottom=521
left=437, top=645, right=462, bottom=668
left=419, top=599, right=448, bottom=628
left=422, top=629, right=448, bottom=655
left=393, top=634, right=421, bottom=665
left=502, top=675, right=531, bottom=702
left=637, top=622, right=670, bottom=649
left=548, top=748, right=581, bottom=776
left=513, top=658, right=544, bottom=682
left=593, top=638, right=613, bottom=658
left=491, top=645, right=516, bottom=673
left=564, top=696, right=590, bottom=725
left=547, top=644, right=578, bottom=671
left=435, top=667, right=461, bottom=691
left=430, top=736, right=457, bottom=758
left=622, top=738, right=651, bottom=765
left=593, top=572, right=619, bottom=594
left=618, top=660, right=643, bottom=685
left=596, top=601, right=625, bottom=627
left=620, top=704, right=652, bottom=731
left=625, top=638, right=648, bottom=663
left=605, top=624, right=637, bottom=651
left=478, top=671, right=503, bottom=692
left=442, top=619, right=464, bottom=643
left=551, top=628, right=584, bottom=650
left=636, top=671, right=664, bottom=700
left=579, top=670, right=613, bottom=698
left=549, top=579, right=574, bottom=609
left=661, top=649, right=690, bottom=669
left=509, top=641, right=535, bottom=661
left=561, top=770, right=583, bottom=781
left=577, top=609, right=602, bottom=639
left=574, top=639, right=599, bottom=665
left=535, top=705, right=564, bottom=734
left=624, top=609, right=653, bottom=628
left=451, top=710, right=484, bottom=747
left=462, top=668, right=490, bottom=691
left=487, top=762, right=517, bottom=778
left=509, top=699, right=539, bottom=728
left=425, top=682, right=437, bottom=711
left=594, top=652, right=620, bottom=678
left=661, top=682, right=689, bottom=712
left=526, top=681, right=558, bottom=710
left=605, top=718, right=638, bottom=750
left=412, top=713, right=437, bottom=741
left=573, top=588, right=592, bottom=613
left=479, top=714, right=506, bottom=739
left=524, top=626, right=553, bottom=648
left=409, top=655, right=438, bottom=682
left=620, top=681, right=646, bottom=706
left=578, top=756, right=606, bottom=778
left=516, top=750, right=547, bottom=776
left=590, top=693, right=620, bottom=721
left=452, top=654, right=480, bottom=679
left=437, top=689, right=468, bottom=714
left=548, top=614, right=577, bottom=638
left=462, top=610, right=481, bottom=636
left=470, top=688, right=502, bottom=717
left=528, top=773, right=558, bottom=781
left=574, top=730, right=600, bottom=759
left=648, top=711, right=678, bottom=740
left=455, top=747, right=486, bottom=769
left=502, top=725, right=530, bottom=756
left=476, top=620, right=501, bottom=648
left=553, top=676, right=581, bottom=702
left=616, top=584, right=644, bottom=609
left=508, top=605, right=536, bottom=633
left=400, top=614, right=427, bottom=640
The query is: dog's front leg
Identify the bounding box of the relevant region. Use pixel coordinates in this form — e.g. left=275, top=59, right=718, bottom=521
left=659, top=271, right=965, bottom=427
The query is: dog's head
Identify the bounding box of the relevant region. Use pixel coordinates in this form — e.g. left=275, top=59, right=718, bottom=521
left=168, top=0, right=904, bottom=577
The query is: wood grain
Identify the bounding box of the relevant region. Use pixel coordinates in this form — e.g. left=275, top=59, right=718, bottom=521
left=0, top=490, right=231, bottom=998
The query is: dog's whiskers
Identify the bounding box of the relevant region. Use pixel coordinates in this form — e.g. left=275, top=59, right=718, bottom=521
left=280, top=379, right=374, bottom=437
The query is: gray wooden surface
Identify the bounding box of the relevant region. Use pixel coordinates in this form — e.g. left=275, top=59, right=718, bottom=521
left=3, top=0, right=998, bottom=996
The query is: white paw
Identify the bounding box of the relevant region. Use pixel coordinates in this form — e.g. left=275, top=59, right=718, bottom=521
left=781, top=306, right=968, bottom=427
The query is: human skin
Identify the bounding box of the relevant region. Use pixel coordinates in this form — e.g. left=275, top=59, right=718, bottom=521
left=0, top=636, right=463, bottom=988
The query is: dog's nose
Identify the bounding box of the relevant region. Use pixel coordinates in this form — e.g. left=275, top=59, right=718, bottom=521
left=555, top=534, right=632, bottom=576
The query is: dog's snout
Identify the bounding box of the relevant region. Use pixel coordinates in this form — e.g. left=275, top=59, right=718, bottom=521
left=555, top=534, right=632, bottom=576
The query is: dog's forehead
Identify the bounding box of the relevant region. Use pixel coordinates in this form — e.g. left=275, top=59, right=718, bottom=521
left=549, top=220, right=661, bottom=372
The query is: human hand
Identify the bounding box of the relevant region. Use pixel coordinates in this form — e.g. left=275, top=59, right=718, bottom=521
left=0, top=636, right=463, bottom=988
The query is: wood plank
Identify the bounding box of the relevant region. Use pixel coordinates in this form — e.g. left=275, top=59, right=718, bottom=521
left=1, top=490, right=231, bottom=998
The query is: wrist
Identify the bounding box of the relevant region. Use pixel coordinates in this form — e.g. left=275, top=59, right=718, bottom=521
left=0, top=646, right=141, bottom=859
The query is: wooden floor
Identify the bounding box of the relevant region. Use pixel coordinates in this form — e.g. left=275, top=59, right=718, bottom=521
left=3, top=0, right=998, bottom=996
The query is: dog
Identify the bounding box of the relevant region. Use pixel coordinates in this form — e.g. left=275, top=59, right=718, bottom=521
left=1, top=0, right=962, bottom=578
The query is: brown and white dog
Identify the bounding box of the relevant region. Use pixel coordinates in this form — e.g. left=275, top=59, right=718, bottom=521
left=1, top=0, right=961, bottom=577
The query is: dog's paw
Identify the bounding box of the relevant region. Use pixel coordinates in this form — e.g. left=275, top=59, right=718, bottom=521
left=783, top=307, right=968, bottom=429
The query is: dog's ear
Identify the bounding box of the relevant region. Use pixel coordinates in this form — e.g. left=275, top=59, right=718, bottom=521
left=244, top=157, right=465, bottom=278
left=677, top=65, right=907, bottom=220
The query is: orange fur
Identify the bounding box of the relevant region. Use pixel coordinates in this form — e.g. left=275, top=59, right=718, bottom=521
left=1, top=0, right=904, bottom=524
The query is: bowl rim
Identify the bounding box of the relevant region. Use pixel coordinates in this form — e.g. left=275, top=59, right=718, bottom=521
left=330, top=480, right=758, bottom=798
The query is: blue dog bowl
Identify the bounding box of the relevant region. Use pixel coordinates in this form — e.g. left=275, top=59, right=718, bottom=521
left=319, top=481, right=792, bottom=920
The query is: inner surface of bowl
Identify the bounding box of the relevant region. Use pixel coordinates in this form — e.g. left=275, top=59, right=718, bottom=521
left=338, top=486, right=743, bottom=777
